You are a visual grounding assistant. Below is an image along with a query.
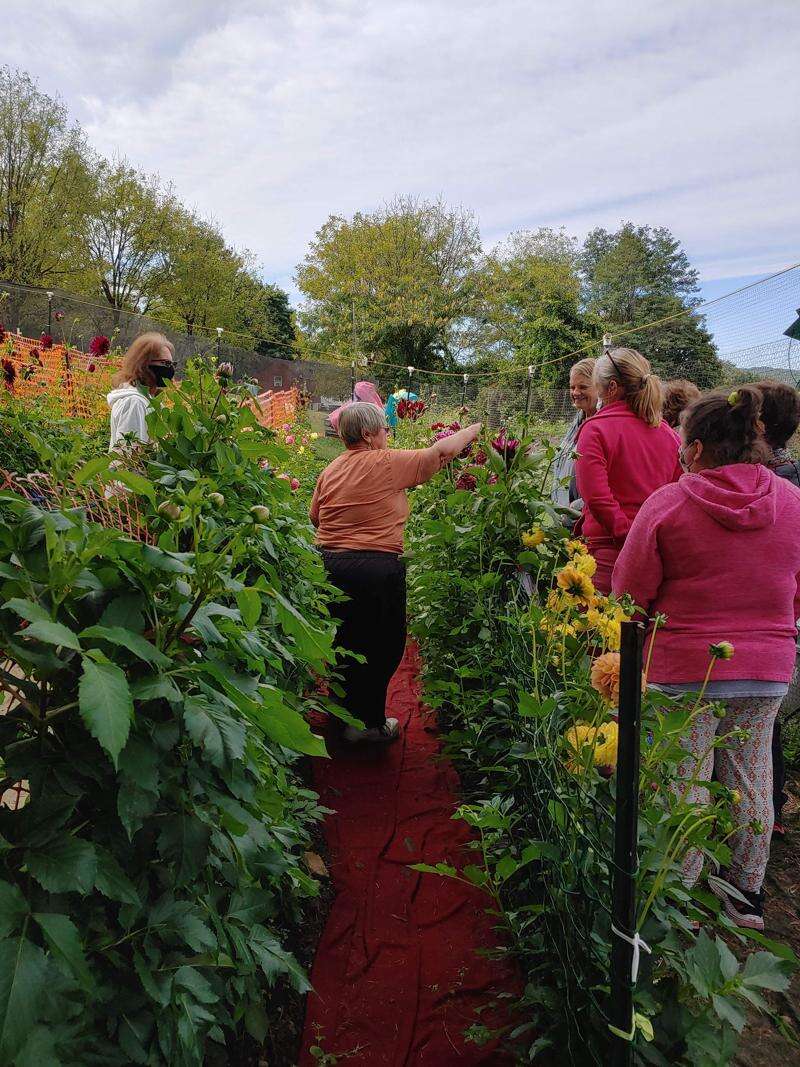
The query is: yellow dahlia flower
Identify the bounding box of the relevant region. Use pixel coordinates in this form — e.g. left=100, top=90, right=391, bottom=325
left=522, top=527, right=547, bottom=549
left=556, top=564, right=595, bottom=605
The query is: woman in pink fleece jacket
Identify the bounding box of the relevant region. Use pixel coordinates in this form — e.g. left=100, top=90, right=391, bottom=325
left=575, top=348, right=682, bottom=593
left=613, top=385, right=800, bottom=930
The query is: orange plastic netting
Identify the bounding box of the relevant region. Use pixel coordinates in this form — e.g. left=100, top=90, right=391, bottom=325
left=1, top=333, right=300, bottom=430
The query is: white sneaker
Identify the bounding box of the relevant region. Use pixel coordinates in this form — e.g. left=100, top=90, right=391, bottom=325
left=342, top=718, right=400, bottom=744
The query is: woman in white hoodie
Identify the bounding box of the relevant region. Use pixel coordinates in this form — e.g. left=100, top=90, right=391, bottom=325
left=107, top=333, right=175, bottom=451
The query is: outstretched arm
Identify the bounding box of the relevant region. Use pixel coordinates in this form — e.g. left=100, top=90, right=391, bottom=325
left=429, top=423, right=482, bottom=468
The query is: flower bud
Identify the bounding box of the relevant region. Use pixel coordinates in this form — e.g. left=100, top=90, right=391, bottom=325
left=250, top=505, right=271, bottom=523
left=712, top=704, right=727, bottom=719
left=709, top=641, right=734, bottom=660
left=157, top=501, right=181, bottom=521
left=290, top=478, right=300, bottom=491
left=208, top=492, right=225, bottom=508
left=215, top=413, right=227, bottom=424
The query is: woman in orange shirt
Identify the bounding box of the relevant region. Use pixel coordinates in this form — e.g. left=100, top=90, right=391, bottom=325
left=311, top=403, right=481, bottom=744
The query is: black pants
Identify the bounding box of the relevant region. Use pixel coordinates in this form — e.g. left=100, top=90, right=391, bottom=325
left=322, top=549, right=407, bottom=729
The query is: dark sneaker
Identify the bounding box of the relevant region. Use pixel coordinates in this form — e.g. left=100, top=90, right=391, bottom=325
left=709, top=874, right=765, bottom=930
left=342, top=717, right=400, bottom=744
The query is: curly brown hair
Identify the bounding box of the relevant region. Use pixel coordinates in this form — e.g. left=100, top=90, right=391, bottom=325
left=661, top=379, right=701, bottom=428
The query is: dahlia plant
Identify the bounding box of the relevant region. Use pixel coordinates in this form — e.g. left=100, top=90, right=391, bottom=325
left=0, top=361, right=344, bottom=1065
left=406, top=423, right=793, bottom=1065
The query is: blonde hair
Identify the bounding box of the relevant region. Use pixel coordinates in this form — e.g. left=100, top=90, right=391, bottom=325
left=570, top=357, right=596, bottom=382
left=338, top=402, right=387, bottom=447
left=594, top=348, right=662, bottom=427
left=112, top=332, right=174, bottom=388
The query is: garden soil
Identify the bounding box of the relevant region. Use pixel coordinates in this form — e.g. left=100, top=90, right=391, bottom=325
left=298, top=643, right=519, bottom=1066
left=736, top=777, right=800, bottom=1065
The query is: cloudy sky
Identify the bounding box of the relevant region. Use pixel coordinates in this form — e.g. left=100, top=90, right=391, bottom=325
left=4, top=0, right=799, bottom=341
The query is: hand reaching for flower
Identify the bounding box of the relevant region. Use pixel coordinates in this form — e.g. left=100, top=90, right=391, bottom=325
left=431, top=422, right=482, bottom=467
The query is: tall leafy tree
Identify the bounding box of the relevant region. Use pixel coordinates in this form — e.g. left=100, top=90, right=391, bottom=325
left=475, top=228, right=595, bottom=386
left=0, top=67, right=90, bottom=284
left=233, top=273, right=296, bottom=360
left=579, top=223, right=722, bottom=385
left=79, top=160, right=177, bottom=314
left=296, top=196, right=482, bottom=370
left=159, top=211, right=247, bottom=335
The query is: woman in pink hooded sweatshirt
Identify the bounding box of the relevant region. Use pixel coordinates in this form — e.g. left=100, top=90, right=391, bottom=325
left=327, top=381, right=383, bottom=436
left=613, top=386, right=800, bottom=930
left=575, top=348, right=682, bottom=593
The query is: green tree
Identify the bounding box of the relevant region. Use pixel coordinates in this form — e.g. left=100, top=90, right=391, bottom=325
left=579, top=223, right=722, bottom=386
left=233, top=272, right=296, bottom=360
left=79, top=159, right=177, bottom=314
left=0, top=67, right=90, bottom=284
left=296, top=195, right=482, bottom=370
left=475, top=228, right=595, bottom=386
left=158, top=211, right=247, bottom=335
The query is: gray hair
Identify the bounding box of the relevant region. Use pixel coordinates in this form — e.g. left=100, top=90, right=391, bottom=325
left=338, top=402, right=387, bottom=446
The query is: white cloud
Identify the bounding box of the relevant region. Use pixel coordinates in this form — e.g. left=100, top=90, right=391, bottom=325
left=4, top=0, right=800, bottom=307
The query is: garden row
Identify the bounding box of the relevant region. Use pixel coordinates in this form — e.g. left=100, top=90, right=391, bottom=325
left=400, top=416, right=796, bottom=1065
left=0, top=363, right=342, bottom=1065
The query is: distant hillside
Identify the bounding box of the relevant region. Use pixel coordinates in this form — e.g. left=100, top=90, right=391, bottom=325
left=720, top=362, right=799, bottom=385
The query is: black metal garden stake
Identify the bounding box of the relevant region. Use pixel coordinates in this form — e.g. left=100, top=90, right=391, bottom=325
left=610, top=619, right=645, bottom=1066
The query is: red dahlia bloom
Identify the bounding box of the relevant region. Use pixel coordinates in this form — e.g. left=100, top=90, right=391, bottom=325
left=473, top=449, right=487, bottom=465
left=89, top=334, right=110, bottom=356
left=430, top=421, right=446, bottom=431
left=54, top=310, right=65, bottom=322
left=491, top=429, right=520, bottom=464
left=455, top=472, right=477, bottom=491
left=40, top=332, right=53, bottom=349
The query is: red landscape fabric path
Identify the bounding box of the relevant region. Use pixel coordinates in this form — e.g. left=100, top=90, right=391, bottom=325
left=299, top=643, right=519, bottom=1066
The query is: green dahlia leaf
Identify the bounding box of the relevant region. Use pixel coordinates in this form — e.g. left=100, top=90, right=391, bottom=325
left=0, top=936, right=49, bottom=1059
left=25, top=837, right=97, bottom=895
left=33, top=912, right=92, bottom=990
left=79, top=656, right=134, bottom=767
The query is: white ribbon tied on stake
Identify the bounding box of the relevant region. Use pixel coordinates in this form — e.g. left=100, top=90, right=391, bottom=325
left=611, top=923, right=652, bottom=983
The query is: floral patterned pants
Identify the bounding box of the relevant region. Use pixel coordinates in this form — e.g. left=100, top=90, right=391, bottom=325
left=678, top=696, right=782, bottom=893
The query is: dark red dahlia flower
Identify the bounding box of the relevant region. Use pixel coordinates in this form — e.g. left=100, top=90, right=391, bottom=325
left=89, top=334, right=110, bottom=356
left=455, top=472, right=477, bottom=491
left=40, top=332, right=53, bottom=349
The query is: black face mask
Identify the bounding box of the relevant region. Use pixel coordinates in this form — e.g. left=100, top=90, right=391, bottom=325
left=150, top=362, right=175, bottom=387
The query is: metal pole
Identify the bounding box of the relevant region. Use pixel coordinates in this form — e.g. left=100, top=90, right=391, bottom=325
left=407, top=365, right=414, bottom=397
left=525, top=365, right=533, bottom=426
left=462, top=372, right=468, bottom=409
left=47, top=291, right=53, bottom=332
left=351, top=297, right=357, bottom=360
left=216, top=326, right=223, bottom=359
left=610, top=619, right=645, bottom=1066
